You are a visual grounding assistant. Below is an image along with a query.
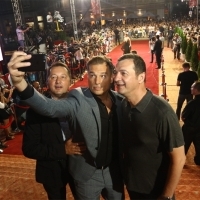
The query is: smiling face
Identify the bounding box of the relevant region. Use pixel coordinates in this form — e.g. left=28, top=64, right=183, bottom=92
left=47, top=66, right=71, bottom=99
left=114, top=59, right=145, bottom=98
left=88, top=62, right=113, bottom=99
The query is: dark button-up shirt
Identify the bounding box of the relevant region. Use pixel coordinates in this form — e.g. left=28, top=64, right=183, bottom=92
left=93, top=92, right=118, bottom=168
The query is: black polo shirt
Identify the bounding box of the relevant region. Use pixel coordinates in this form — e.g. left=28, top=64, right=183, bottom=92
left=121, top=89, right=184, bottom=195
left=93, top=91, right=118, bottom=168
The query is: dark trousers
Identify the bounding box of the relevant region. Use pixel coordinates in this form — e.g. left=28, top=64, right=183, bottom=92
left=128, top=190, right=175, bottom=200
left=167, top=38, right=173, bottom=48
left=155, top=52, right=162, bottom=68
left=115, top=36, right=120, bottom=45
left=174, top=44, right=181, bottom=59
left=43, top=184, right=66, bottom=200
left=176, top=94, right=193, bottom=120
left=150, top=50, right=154, bottom=62
left=43, top=172, right=77, bottom=200
left=182, top=125, right=200, bottom=165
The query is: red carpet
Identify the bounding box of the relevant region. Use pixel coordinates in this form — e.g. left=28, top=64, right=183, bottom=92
left=70, top=74, right=88, bottom=90
left=107, top=40, right=159, bottom=94
left=2, top=132, right=23, bottom=155
left=2, top=40, right=158, bottom=155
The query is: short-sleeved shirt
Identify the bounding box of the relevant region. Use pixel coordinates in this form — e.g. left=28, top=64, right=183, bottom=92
left=177, top=71, right=198, bottom=95
left=121, top=90, right=184, bottom=195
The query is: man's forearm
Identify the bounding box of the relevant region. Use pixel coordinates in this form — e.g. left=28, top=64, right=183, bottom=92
left=161, top=147, right=186, bottom=198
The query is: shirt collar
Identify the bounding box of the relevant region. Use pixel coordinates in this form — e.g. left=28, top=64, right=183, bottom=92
left=126, top=89, right=153, bottom=113
left=92, top=90, right=115, bottom=104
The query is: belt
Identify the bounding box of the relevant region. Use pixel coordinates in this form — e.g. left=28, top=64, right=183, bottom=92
left=96, top=165, right=109, bottom=170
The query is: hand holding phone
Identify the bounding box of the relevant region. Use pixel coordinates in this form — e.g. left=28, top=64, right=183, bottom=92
left=19, top=54, right=46, bottom=72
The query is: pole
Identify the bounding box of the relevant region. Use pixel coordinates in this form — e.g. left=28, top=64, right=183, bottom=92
left=69, top=0, right=78, bottom=41
left=99, top=0, right=102, bottom=28
left=197, top=0, right=199, bottom=27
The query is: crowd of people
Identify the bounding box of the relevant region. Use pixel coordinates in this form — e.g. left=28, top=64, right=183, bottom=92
left=1, top=16, right=200, bottom=200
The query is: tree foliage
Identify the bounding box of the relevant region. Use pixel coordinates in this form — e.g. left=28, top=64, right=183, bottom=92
left=185, top=39, right=193, bottom=62
left=190, top=43, right=199, bottom=71
left=181, top=35, right=187, bottom=54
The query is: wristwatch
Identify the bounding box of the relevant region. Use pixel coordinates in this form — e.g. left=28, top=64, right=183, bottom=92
left=161, top=197, right=173, bottom=200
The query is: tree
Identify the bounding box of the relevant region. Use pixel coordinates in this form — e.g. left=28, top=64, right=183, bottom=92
left=190, top=43, right=199, bottom=71
left=181, top=35, right=187, bottom=54
left=185, top=39, right=193, bottom=62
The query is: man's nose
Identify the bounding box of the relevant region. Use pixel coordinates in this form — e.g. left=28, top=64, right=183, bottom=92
left=55, top=77, right=62, bottom=82
left=114, top=72, right=120, bottom=81
left=95, top=76, right=102, bottom=84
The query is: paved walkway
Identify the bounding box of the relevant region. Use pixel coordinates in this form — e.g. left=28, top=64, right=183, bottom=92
left=160, top=45, right=183, bottom=112
left=160, top=44, right=195, bottom=165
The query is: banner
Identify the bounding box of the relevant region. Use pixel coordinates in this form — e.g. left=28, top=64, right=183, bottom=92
left=189, top=0, right=197, bottom=8
left=91, top=0, right=101, bottom=15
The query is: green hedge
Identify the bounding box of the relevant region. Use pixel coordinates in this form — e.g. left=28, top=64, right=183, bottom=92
left=185, top=39, right=193, bottom=62
left=191, top=43, right=199, bottom=71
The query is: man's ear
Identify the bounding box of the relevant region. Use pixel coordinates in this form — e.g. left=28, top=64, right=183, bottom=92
left=111, top=74, right=114, bottom=83
left=138, top=72, right=145, bottom=83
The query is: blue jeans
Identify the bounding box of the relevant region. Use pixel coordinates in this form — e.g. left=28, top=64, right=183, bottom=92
left=18, top=40, right=25, bottom=47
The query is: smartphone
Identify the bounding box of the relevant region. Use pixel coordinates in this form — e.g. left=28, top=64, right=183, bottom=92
left=19, top=54, right=46, bottom=72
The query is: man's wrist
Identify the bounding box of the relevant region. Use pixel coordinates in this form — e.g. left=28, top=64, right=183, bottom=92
left=158, top=196, right=173, bottom=200
left=15, top=79, right=28, bottom=92
left=17, top=84, right=34, bottom=100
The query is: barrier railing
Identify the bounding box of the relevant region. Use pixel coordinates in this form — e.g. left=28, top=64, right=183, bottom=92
left=160, top=55, right=169, bottom=101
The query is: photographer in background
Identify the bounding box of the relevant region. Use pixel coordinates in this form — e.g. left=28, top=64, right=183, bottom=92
left=16, top=23, right=30, bottom=48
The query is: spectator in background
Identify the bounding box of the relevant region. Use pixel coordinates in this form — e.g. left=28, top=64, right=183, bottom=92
left=121, top=33, right=131, bottom=54
left=176, top=62, right=198, bottom=120
left=0, top=87, right=14, bottom=141
left=16, top=23, right=30, bottom=48
left=114, top=27, right=120, bottom=45
left=0, top=101, right=10, bottom=149
left=149, top=36, right=156, bottom=63
left=167, top=27, right=174, bottom=49
left=159, top=32, right=165, bottom=52
left=32, top=81, right=42, bottom=93
left=181, top=81, right=200, bottom=165
left=131, top=50, right=137, bottom=55
left=46, top=12, right=53, bottom=30
left=153, top=35, right=162, bottom=69
left=172, top=33, right=182, bottom=60
left=46, top=12, right=53, bottom=23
